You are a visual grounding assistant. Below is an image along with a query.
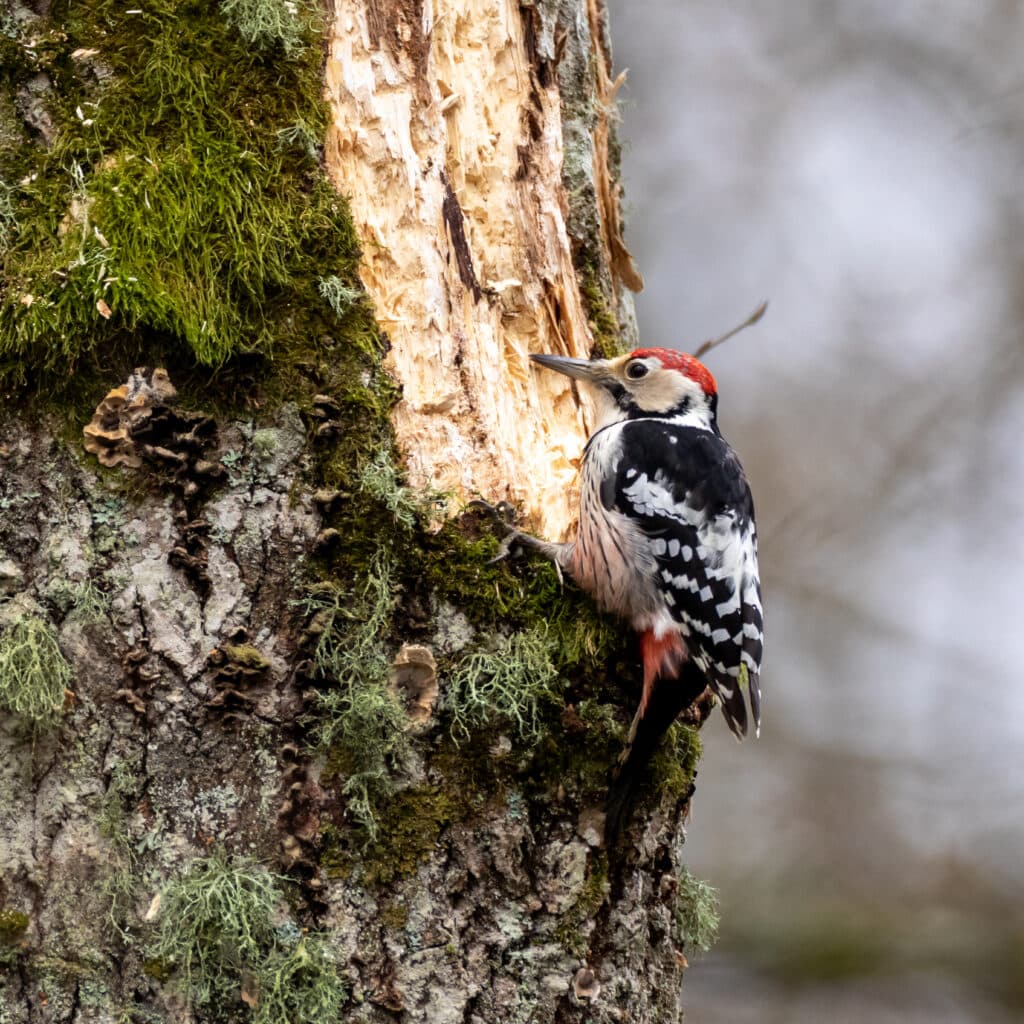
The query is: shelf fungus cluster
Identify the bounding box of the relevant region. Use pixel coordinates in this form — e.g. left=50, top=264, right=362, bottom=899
left=82, top=368, right=225, bottom=497
left=82, top=367, right=179, bottom=469
left=205, top=632, right=272, bottom=720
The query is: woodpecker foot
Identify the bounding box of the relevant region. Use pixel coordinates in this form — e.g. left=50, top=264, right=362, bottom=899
left=489, top=531, right=565, bottom=583
left=468, top=500, right=566, bottom=581
left=467, top=499, right=520, bottom=563
left=488, top=530, right=526, bottom=565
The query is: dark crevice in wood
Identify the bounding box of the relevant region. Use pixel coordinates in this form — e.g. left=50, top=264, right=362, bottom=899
left=440, top=170, right=483, bottom=303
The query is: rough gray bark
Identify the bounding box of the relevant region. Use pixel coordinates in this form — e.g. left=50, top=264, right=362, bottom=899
left=0, top=2, right=706, bottom=1022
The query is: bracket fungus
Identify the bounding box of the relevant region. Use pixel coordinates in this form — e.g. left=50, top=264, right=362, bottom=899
left=389, top=643, right=439, bottom=729
left=82, top=367, right=178, bottom=468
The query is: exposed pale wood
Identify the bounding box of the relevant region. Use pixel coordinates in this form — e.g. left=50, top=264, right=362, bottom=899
left=324, top=0, right=603, bottom=538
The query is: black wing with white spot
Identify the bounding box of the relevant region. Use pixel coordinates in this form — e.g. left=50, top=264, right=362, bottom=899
left=609, top=419, right=763, bottom=737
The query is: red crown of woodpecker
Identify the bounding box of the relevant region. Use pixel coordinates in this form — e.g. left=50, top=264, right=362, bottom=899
left=629, top=348, right=717, bottom=396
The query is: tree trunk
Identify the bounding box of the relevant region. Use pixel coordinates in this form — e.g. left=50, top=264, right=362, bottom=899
left=0, top=2, right=708, bottom=1022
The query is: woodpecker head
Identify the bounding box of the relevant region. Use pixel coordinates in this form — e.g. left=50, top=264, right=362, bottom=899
left=530, top=348, right=718, bottom=428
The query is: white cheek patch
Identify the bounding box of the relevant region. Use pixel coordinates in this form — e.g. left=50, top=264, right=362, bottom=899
left=633, top=371, right=702, bottom=413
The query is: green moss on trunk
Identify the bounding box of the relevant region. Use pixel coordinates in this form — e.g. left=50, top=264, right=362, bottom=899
left=0, top=0, right=366, bottom=406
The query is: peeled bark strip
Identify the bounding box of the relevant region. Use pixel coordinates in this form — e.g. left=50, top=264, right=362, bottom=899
left=583, top=0, right=644, bottom=295
left=325, top=0, right=636, bottom=538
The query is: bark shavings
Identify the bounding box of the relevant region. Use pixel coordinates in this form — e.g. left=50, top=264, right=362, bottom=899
left=365, top=0, right=431, bottom=86
left=584, top=0, right=644, bottom=295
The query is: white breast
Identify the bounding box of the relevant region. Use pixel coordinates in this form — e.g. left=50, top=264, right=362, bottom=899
left=567, top=427, right=670, bottom=631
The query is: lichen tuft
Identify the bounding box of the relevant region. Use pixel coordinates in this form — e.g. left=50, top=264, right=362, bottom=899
left=149, top=850, right=345, bottom=1019
left=0, top=615, right=72, bottom=727
left=254, top=935, right=346, bottom=1024
left=675, top=867, right=720, bottom=953
left=219, top=0, right=311, bottom=55
left=150, top=851, right=280, bottom=1005
left=447, top=626, right=561, bottom=745
left=300, top=549, right=413, bottom=836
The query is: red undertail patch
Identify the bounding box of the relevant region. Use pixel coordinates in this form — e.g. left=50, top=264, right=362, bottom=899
left=638, top=629, right=686, bottom=717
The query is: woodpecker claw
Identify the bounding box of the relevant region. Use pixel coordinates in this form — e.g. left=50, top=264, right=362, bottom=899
left=469, top=499, right=522, bottom=561
left=470, top=500, right=566, bottom=581
left=467, top=498, right=518, bottom=525
left=486, top=532, right=521, bottom=564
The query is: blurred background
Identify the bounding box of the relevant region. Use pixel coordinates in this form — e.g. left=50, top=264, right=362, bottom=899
left=608, top=2, right=1024, bottom=1021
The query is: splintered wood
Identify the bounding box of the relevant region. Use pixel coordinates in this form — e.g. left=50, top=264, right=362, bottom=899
left=324, top=1, right=606, bottom=539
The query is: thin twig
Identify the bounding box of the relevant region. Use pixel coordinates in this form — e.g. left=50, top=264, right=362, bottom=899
left=692, top=300, right=769, bottom=360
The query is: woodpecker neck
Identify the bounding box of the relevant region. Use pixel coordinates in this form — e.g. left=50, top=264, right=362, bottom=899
left=590, top=383, right=717, bottom=433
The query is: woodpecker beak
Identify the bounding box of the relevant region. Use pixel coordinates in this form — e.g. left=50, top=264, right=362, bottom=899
left=529, top=353, right=601, bottom=382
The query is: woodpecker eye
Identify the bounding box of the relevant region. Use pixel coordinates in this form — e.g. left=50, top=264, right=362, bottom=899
left=625, top=361, right=649, bottom=381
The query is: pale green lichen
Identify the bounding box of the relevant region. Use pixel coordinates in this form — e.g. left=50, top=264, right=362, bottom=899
left=303, top=547, right=395, bottom=686
left=300, top=549, right=411, bottom=836
left=277, top=117, right=321, bottom=160
left=318, top=274, right=364, bottom=319
left=98, top=763, right=142, bottom=941
left=219, top=0, right=310, bottom=56
left=250, top=428, right=280, bottom=460
left=150, top=851, right=345, bottom=1018
left=675, top=867, right=720, bottom=953
left=447, top=626, right=560, bottom=744
left=357, top=449, right=419, bottom=531
left=320, top=683, right=409, bottom=840
left=254, top=936, right=346, bottom=1024
left=46, top=578, right=110, bottom=625
left=150, top=852, right=280, bottom=1004
left=0, top=615, right=72, bottom=726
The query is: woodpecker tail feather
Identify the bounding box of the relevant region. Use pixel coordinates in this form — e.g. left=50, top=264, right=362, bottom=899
left=605, top=659, right=709, bottom=849
left=712, top=677, right=748, bottom=739
left=748, top=672, right=761, bottom=735
left=708, top=661, right=761, bottom=740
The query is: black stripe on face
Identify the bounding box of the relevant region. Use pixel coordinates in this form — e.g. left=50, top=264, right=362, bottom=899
left=606, top=381, right=693, bottom=418
left=605, top=382, right=631, bottom=410
left=626, top=397, right=692, bottom=420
